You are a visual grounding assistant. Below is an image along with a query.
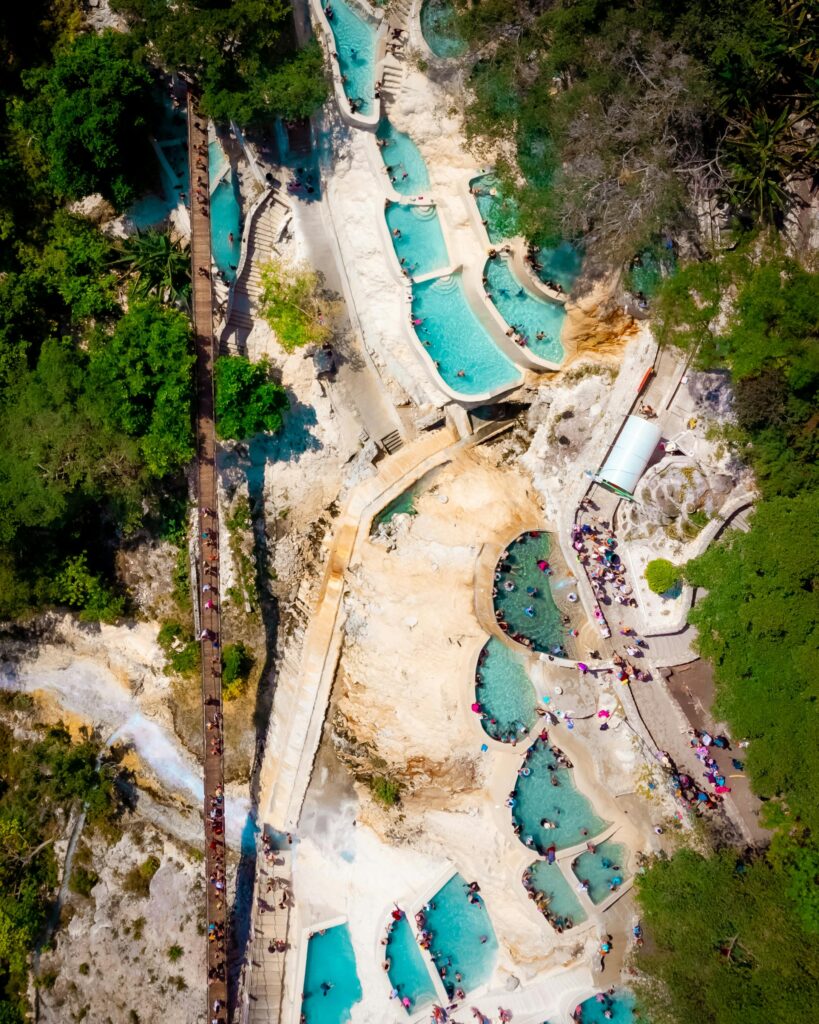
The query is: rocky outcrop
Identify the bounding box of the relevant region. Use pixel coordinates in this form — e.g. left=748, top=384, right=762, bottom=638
left=562, top=275, right=638, bottom=361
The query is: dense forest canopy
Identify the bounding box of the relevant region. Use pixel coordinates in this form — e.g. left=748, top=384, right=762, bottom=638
left=454, top=0, right=817, bottom=264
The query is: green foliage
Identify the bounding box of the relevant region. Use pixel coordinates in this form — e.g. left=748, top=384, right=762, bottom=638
left=114, top=231, right=191, bottom=308
left=654, top=244, right=818, bottom=497
left=685, top=492, right=819, bottom=832
left=111, top=0, right=328, bottom=125
left=221, top=643, right=253, bottom=700
left=16, top=30, right=156, bottom=208
left=369, top=776, right=400, bottom=808
left=122, top=856, right=161, bottom=898
left=90, top=299, right=195, bottom=479
left=214, top=356, right=289, bottom=440
left=69, top=866, right=99, bottom=898
left=51, top=554, right=124, bottom=624
left=644, top=558, right=680, bottom=595
left=0, top=724, right=125, bottom=1017
left=166, top=944, right=183, bottom=962
left=259, top=258, right=331, bottom=353
left=157, top=621, right=199, bottom=677
left=634, top=846, right=819, bottom=1024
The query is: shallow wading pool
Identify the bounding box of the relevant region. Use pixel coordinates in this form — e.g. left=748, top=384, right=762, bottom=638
left=422, top=873, right=498, bottom=996
left=325, top=0, right=378, bottom=115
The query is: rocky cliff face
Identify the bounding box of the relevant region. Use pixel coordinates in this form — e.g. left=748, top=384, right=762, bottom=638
left=563, top=276, right=639, bottom=361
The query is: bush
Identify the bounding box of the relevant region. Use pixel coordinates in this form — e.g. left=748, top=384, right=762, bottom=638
left=644, top=558, right=680, bottom=595
left=157, top=621, right=199, bottom=676
left=369, top=776, right=400, bottom=808
left=221, top=643, right=253, bottom=700
left=167, top=944, right=183, bottom=962
left=214, top=356, right=289, bottom=441
left=69, top=866, right=99, bottom=898
left=122, top=855, right=160, bottom=897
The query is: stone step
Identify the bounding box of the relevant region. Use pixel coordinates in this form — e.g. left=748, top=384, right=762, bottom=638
left=380, top=429, right=403, bottom=454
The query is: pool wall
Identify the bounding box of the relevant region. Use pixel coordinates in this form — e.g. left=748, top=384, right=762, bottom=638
left=311, top=0, right=386, bottom=130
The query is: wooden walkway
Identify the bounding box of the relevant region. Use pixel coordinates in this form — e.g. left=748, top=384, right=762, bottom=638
left=187, top=89, right=228, bottom=1022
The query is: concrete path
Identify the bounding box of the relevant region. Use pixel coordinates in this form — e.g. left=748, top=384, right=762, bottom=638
left=188, top=89, right=229, bottom=1021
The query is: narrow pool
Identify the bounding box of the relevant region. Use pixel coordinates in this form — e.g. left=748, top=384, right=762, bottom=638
left=485, top=255, right=566, bottom=363
left=385, top=913, right=437, bottom=1013
left=524, top=859, right=587, bottom=930
left=325, top=0, right=377, bottom=115
left=301, top=924, right=362, bottom=1024
left=377, top=119, right=430, bottom=196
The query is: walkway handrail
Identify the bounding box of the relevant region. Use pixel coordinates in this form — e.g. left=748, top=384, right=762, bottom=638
left=187, top=88, right=229, bottom=1022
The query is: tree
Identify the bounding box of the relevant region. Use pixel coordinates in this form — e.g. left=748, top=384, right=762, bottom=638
left=644, top=558, right=680, bottom=595
left=259, top=257, right=332, bottom=353
left=221, top=642, right=253, bottom=699
left=90, top=300, right=195, bottom=478
left=114, top=231, right=191, bottom=308
left=18, top=30, right=156, bottom=208
left=634, top=847, right=819, bottom=1024
left=685, top=492, right=819, bottom=833
left=111, top=0, right=328, bottom=125
left=214, top=356, right=289, bottom=440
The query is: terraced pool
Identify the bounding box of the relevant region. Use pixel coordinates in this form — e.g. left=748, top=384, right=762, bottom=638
left=474, top=638, right=536, bottom=744
left=377, top=119, right=430, bottom=196
left=385, top=203, right=449, bottom=277
left=571, top=839, right=630, bottom=904
left=525, top=859, right=587, bottom=929
left=485, top=255, right=565, bottom=363
left=385, top=913, right=437, bottom=1013
left=325, top=0, right=378, bottom=115
left=512, top=737, right=608, bottom=852
left=493, top=532, right=566, bottom=654
left=301, top=923, right=362, bottom=1024
left=422, top=873, right=498, bottom=996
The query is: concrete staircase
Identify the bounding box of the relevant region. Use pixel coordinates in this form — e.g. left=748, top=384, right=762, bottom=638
left=380, top=0, right=412, bottom=103
left=221, top=193, right=291, bottom=354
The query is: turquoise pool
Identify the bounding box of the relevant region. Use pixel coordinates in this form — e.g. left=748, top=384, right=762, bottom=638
left=301, top=924, right=363, bottom=1024
left=571, top=839, right=629, bottom=904
left=422, top=873, right=498, bottom=996
left=411, top=274, right=520, bottom=395
left=526, top=859, right=587, bottom=928
left=534, top=240, right=583, bottom=293
left=386, top=913, right=437, bottom=1013
left=494, top=532, right=566, bottom=654
left=326, top=0, right=377, bottom=115
left=576, top=990, right=636, bottom=1024
left=420, top=0, right=467, bottom=57
left=129, top=97, right=187, bottom=229
left=370, top=465, right=442, bottom=532
left=485, top=256, right=565, bottom=363
left=377, top=119, right=430, bottom=196
left=475, top=638, right=536, bottom=744
left=512, top=737, right=608, bottom=852
left=470, top=173, right=520, bottom=243
left=209, top=142, right=241, bottom=280
left=385, top=203, right=449, bottom=277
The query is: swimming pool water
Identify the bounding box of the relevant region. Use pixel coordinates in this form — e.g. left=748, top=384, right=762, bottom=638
left=385, top=203, right=449, bottom=277
left=386, top=914, right=437, bottom=1013
left=209, top=142, right=241, bottom=280
left=129, top=97, right=188, bottom=229
left=571, top=839, right=629, bottom=904
left=475, top=638, right=537, bottom=744
left=527, top=859, right=588, bottom=927
left=470, top=173, right=520, bottom=243
left=512, top=737, right=608, bottom=852
left=411, top=274, right=521, bottom=395
left=422, top=873, right=498, bottom=995
left=493, top=532, right=566, bottom=654
left=420, top=0, right=467, bottom=57
left=535, top=241, right=583, bottom=293
left=485, top=256, right=566, bottom=363
left=576, top=989, right=636, bottom=1024
left=371, top=466, right=442, bottom=531
left=326, top=0, right=377, bottom=115
left=377, top=119, right=430, bottom=196
left=301, top=924, right=363, bottom=1024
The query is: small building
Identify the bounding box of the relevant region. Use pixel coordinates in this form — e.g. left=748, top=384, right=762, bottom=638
left=595, top=415, right=662, bottom=499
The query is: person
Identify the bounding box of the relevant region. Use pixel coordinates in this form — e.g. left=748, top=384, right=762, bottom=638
left=320, top=981, right=333, bottom=996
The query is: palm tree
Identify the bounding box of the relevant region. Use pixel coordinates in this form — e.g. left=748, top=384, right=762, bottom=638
left=114, top=230, right=191, bottom=308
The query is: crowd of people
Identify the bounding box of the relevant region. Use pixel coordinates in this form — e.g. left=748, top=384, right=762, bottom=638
left=522, top=864, right=577, bottom=933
